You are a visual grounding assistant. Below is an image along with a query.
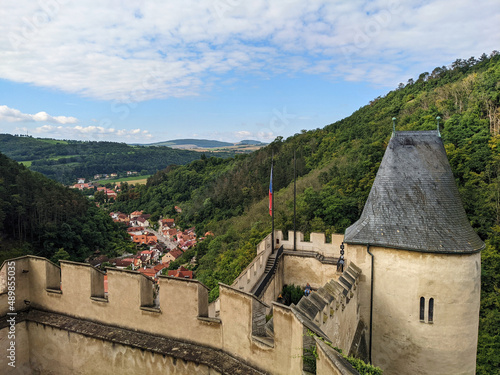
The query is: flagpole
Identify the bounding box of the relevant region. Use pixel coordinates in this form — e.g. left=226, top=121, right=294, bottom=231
left=271, top=151, right=275, bottom=253
left=293, top=150, right=296, bottom=251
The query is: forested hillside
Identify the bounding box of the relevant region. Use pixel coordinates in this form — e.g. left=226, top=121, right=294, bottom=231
left=112, top=52, right=500, bottom=374
left=0, top=135, right=233, bottom=184
left=0, top=152, right=135, bottom=264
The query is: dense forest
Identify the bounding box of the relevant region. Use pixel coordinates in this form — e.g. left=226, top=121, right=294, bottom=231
left=0, top=135, right=233, bottom=184
left=112, top=52, right=500, bottom=374
left=0, top=152, right=135, bottom=264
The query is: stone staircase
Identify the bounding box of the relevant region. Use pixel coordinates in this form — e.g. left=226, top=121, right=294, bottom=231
left=264, top=253, right=276, bottom=273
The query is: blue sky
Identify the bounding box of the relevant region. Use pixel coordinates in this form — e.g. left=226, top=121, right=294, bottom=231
left=0, top=0, right=499, bottom=143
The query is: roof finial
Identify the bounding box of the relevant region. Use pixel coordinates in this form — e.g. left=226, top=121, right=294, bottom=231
left=436, top=116, right=441, bottom=137
left=392, top=117, right=396, bottom=137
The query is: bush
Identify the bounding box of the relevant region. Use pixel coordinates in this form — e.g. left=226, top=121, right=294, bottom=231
left=280, top=284, right=304, bottom=305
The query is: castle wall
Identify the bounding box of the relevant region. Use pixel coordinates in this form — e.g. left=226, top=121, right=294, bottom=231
left=0, top=258, right=31, bottom=314
left=232, top=232, right=274, bottom=294
left=1, top=258, right=222, bottom=351
left=229, top=230, right=343, bottom=302
left=26, top=321, right=220, bottom=375
left=320, top=271, right=360, bottom=353
left=0, top=256, right=320, bottom=374
left=315, top=337, right=359, bottom=375
left=353, top=246, right=480, bottom=375
left=0, top=321, right=30, bottom=375
left=283, top=255, right=340, bottom=290
left=219, top=284, right=304, bottom=375
left=278, top=231, right=344, bottom=256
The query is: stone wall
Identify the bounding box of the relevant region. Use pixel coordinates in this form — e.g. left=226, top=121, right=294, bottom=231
left=0, top=246, right=364, bottom=375
left=278, top=231, right=344, bottom=256
left=0, top=256, right=308, bottom=374
left=0, top=319, right=30, bottom=375
left=231, top=232, right=274, bottom=294
left=230, top=230, right=344, bottom=297
left=283, top=255, right=340, bottom=290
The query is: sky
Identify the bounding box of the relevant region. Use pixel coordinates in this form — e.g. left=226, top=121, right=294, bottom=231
left=0, top=0, right=499, bottom=144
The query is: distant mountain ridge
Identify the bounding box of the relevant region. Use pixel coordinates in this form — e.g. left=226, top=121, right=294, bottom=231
left=138, top=138, right=267, bottom=148
left=0, top=134, right=234, bottom=184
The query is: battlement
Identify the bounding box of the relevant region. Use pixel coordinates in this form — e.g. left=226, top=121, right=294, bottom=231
left=0, top=256, right=305, bottom=374
left=278, top=230, right=344, bottom=257
left=231, top=230, right=344, bottom=296
left=0, top=253, right=361, bottom=374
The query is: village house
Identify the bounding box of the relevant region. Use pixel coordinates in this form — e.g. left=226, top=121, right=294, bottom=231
left=149, top=248, right=161, bottom=262
left=153, top=263, right=169, bottom=277
left=116, top=213, right=130, bottom=225
left=130, top=210, right=143, bottom=219
left=167, top=266, right=193, bottom=279
left=159, top=218, right=175, bottom=231
left=161, top=248, right=183, bottom=264
left=77, top=178, right=85, bottom=184
left=133, top=256, right=142, bottom=269
left=71, top=182, right=94, bottom=190
left=111, top=258, right=134, bottom=269
left=163, top=228, right=178, bottom=241
left=127, top=226, right=144, bottom=235
left=106, top=189, right=117, bottom=198
left=130, top=232, right=157, bottom=245
left=134, top=216, right=150, bottom=227
left=139, top=250, right=153, bottom=264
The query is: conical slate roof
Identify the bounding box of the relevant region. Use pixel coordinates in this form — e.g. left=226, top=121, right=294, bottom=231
left=344, top=130, right=484, bottom=254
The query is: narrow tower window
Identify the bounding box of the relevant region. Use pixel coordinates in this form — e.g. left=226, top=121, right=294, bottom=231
left=420, top=297, right=425, bottom=321
left=428, top=298, right=434, bottom=323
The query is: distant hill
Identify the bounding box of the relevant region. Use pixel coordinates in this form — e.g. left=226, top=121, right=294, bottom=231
left=145, top=139, right=234, bottom=148
left=238, top=139, right=266, bottom=145
left=141, top=138, right=267, bottom=150
left=0, top=134, right=234, bottom=185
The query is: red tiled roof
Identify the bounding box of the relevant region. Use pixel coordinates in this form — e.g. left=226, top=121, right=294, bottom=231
left=154, top=263, right=168, bottom=273
left=167, top=266, right=193, bottom=279
left=138, top=267, right=157, bottom=278
left=168, top=249, right=183, bottom=259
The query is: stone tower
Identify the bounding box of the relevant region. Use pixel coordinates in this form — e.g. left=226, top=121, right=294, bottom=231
left=343, top=130, right=484, bottom=375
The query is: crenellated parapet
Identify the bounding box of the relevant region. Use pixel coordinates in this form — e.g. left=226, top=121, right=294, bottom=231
left=0, top=255, right=355, bottom=374
left=277, top=230, right=344, bottom=257
left=231, top=230, right=345, bottom=299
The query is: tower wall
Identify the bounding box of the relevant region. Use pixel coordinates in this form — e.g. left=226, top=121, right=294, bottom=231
left=368, top=247, right=480, bottom=375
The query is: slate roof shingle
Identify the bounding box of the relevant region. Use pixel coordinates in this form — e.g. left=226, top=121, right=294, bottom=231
left=344, top=130, right=484, bottom=254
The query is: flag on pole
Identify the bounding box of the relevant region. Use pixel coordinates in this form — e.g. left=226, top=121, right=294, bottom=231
left=269, top=164, right=273, bottom=216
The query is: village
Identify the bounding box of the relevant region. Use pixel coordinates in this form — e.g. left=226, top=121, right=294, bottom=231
left=70, top=173, right=214, bottom=290
left=84, top=210, right=213, bottom=284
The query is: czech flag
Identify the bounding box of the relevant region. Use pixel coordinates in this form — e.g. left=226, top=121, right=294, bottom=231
left=269, top=165, right=273, bottom=216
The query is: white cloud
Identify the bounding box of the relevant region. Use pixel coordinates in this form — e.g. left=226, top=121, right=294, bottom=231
left=30, top=124, right=153, bottom=142
left=0, top=105, right=78, bottom=124
left=0, top=0, right=498, bottom=101
left=235, top=130, right=252, bottom=138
